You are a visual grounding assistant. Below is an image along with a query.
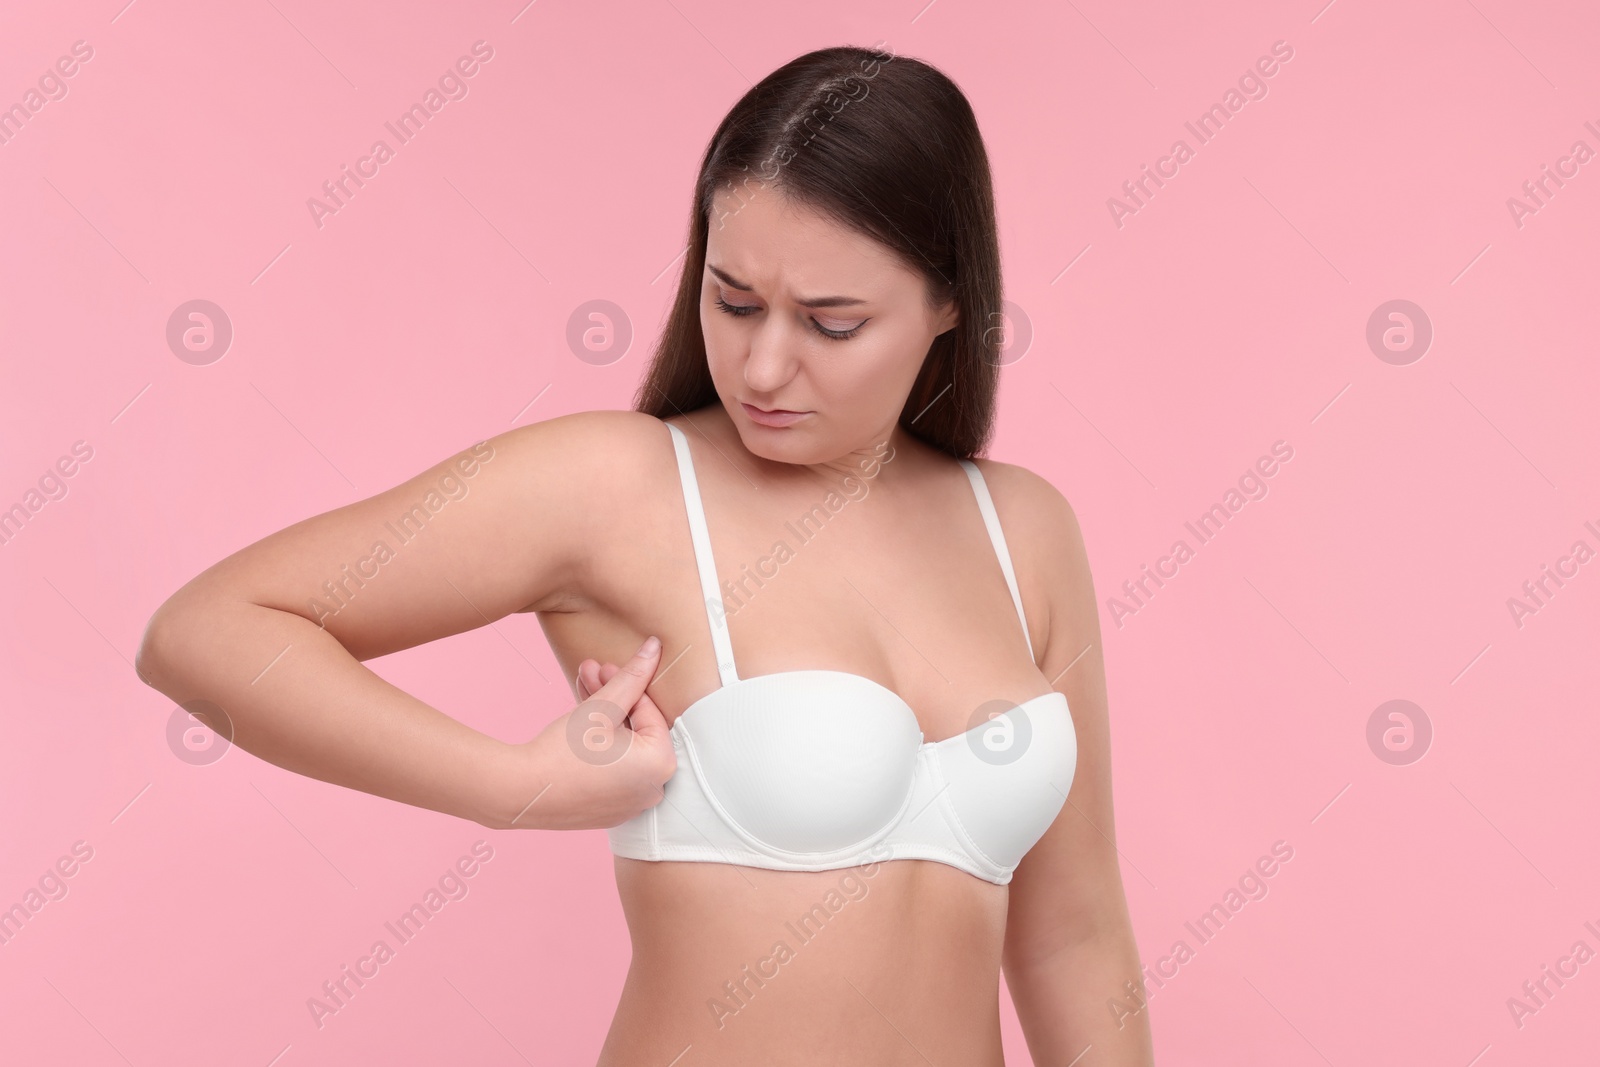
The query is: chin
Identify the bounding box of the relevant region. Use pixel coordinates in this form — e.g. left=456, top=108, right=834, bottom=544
left=735, top=427, right=800, bottom=461
left=734, top=423, right=830, bottom=467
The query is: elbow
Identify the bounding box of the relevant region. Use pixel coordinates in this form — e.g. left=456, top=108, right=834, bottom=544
left=134, top=611, right=169, bottom=689
left=135, top=638, right=167, bottom=691
left=134, top=599, right=190, bottom=690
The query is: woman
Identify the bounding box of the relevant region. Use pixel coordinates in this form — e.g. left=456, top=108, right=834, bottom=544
left=136, top=45, right=1152, bottom=1065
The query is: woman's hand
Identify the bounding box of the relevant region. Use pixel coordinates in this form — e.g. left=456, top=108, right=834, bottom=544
left=497, top=636, right=678, bottom=831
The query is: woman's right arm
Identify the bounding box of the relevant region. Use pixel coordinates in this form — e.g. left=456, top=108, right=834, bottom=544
left=134, top=410, right=673, bottom=831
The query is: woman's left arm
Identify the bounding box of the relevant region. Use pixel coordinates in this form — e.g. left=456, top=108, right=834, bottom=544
left=994, top=466, right=1155, bottom=1066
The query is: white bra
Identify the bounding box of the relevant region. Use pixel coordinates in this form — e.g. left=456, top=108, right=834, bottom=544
left=606, top=421, right=1077, bottom=885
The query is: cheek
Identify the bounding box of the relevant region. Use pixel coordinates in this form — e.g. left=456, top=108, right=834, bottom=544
left=814, top=341, right=907, bottom=408
left=852, top=331, right=923, bottom=387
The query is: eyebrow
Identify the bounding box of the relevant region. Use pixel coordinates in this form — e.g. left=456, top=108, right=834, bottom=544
left=706, top=264, right=868, bottom=309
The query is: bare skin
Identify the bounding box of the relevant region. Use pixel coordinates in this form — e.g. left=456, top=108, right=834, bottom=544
left=135, top=182, right=1152, bottom=1064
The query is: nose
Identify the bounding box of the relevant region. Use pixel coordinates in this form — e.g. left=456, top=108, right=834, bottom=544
left=742, top=316, right=801, bottom=393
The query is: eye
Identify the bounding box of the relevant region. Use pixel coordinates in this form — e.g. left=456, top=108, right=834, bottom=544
left=713, top=295, right=865, bottom=342
left=814, top=319, right=863, bottom=341
left=713, top=295, right=759, bottom=318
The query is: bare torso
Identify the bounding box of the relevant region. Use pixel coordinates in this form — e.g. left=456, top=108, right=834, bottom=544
left=533, top=406, right=1057, bottom=1064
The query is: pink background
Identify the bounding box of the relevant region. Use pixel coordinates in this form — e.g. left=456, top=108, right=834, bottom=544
left=3, top=0, right=1597, bottom=1063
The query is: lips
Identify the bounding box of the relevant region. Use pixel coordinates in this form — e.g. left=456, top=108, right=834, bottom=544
left=741, top=402, right=810, bottom=428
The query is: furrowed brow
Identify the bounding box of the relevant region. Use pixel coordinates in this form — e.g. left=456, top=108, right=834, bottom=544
left=707, top=264, right=868, bottom=309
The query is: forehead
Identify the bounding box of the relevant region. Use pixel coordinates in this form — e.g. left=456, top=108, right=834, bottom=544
left=705, top=182, right=910, bottom=293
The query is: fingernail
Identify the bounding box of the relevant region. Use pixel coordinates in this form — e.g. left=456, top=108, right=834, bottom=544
left=640, top=635, right=661, bottom=656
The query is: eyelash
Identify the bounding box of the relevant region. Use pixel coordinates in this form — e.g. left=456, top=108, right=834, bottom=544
left=713, top=296, right=863, bottom=341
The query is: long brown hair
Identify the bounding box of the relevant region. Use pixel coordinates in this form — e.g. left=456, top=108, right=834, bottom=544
left=631, top=44, right=1005, bottom=460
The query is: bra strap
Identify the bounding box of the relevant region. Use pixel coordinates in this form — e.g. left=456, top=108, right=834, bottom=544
left=958, top=459, right=1038, bottom=663
left=666, top=423, right=741, bottom=685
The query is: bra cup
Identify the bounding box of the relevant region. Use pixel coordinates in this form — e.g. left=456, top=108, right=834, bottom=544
left=676, top=671, right=923, bottom=854
left=935, top=696, right=1078, bottom=869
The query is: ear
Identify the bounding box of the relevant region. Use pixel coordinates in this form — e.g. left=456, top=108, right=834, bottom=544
left=934, top=298, right=960, bottom=336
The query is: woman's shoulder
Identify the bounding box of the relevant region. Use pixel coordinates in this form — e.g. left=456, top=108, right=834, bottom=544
left=501, top=407, right=668, bottom=445
left=489, top=409, right=674, bottom=481
left=964, top=454, right=1081, bottom=542
left=964, top=455, right=1092, bottom=645
left=472, top=410, right=681, bottom=537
